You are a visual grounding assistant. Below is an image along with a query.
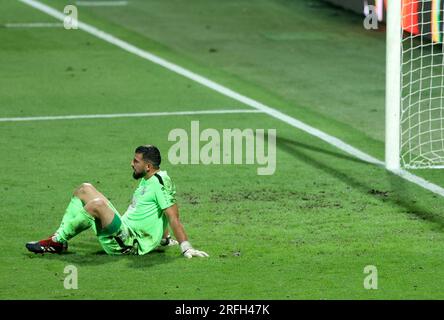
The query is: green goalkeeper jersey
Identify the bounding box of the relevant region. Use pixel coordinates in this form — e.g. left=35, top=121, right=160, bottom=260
left=121, top=170, right=176, bottom=254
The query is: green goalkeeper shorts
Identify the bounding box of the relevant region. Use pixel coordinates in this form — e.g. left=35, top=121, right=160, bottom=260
left=92, top=202, right=133, bottom=255
left=94, top=201, right=167, bottom=255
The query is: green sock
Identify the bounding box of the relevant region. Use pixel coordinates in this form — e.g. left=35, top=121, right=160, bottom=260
left=54, top=196, right=94, bottom=242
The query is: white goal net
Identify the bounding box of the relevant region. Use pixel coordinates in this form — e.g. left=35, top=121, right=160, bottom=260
left=401, top=0, right=444, bottom=168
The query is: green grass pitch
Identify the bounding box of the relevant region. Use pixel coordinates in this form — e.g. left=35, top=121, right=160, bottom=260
left=2, top=0, right=444, bottom=299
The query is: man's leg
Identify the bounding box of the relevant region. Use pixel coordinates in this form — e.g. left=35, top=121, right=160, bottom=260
left=73, top=184, right=132, bottom=255
left=84, top=198, right=119, bottom=231
left=73, top=182, right=108, bottom=207
left=55, top=183, right=111, bottom=242
left=26, top=183, right=118, bottom=254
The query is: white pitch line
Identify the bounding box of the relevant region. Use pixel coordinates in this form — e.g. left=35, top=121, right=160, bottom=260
left=0, top=109, right=263, bottom=122
left=75, top=1, right=128, bottom=6
left=18, top=0, right=444, bottom=197
left=4, top=22, right=63, bottom=28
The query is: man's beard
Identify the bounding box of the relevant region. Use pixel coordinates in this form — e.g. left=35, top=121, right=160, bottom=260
left=132, top=170, right=146, bottom=180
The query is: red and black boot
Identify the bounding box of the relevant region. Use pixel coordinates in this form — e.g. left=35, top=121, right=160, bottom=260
left=26, top=236, right=68, bottom=254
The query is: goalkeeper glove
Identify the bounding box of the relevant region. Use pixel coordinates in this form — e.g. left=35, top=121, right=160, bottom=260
left=180, top=241, right=209, bottom=259
left=160, top=235, right=179, bottom=247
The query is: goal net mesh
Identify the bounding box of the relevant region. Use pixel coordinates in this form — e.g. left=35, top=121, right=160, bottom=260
left=401, top=0, right=444, bottom=168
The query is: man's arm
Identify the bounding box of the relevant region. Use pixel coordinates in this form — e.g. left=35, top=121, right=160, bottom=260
left=163, top=204, right=209, bottom=258
left=163, top=204, right=187, bottom=243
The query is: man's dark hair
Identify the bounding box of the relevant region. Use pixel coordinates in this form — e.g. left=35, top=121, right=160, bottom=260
left=135, top=145, right=161, bottom=168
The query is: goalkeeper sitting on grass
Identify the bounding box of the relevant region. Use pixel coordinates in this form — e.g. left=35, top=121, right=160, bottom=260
left=26, top=145, right=209, bottom=259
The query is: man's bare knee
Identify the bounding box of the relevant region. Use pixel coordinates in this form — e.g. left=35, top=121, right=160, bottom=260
left=74, top=183, right=95, bottom=197
left=73, top=183, right=108, bottom=205
left=84, top=198, right=107, bottom=217
left=84, top=198, right=115, bottom=228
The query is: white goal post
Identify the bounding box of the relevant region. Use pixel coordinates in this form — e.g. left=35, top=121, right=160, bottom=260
left=386, top=0, right=444, bottom=170
left=386, top=0, right=402, bottom=171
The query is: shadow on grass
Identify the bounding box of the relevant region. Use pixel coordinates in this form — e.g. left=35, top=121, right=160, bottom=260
left=25, top=244, right=179, bottom=268
left=276, top=135, right=369, bottom=165
left=276, top=135, right=444, bottom=230
left=123, top=248, right=180, bottom=269
left=387, top=170, right=444, bottom=230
